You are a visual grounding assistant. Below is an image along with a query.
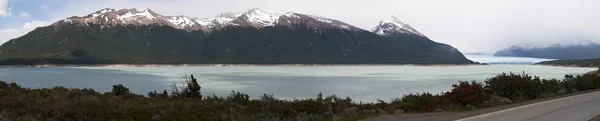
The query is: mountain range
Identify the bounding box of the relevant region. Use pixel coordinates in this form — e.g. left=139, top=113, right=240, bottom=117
left=494, top=40, right=600, bottom=60
left=0, top=8, right=474, bottom=65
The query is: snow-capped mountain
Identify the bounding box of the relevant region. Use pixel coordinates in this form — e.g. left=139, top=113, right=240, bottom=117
left=505, top=40, right=598, bottom=50
left=552, top=40, right=598, bottom=48
left=196, top=8, right=286, bottom=29
left=194, top=8, right=360, bottom=30
left=51, top=8, right=428, bottom=37
left=494, top=40, right=600, bottom=60
left=372, top=16, right=425, bottom=37
left=56, top=8, right=208, bottom=31
left=53, top=8, right=360, bottom=32
left=3, top=8, right=476, bottom=65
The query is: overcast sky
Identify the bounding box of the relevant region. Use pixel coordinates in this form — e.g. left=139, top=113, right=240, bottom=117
left=1, top=0, right=599, bottom=53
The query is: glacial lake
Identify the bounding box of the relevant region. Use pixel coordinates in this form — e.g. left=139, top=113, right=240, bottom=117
left=0, top=64, right=595, bottom=102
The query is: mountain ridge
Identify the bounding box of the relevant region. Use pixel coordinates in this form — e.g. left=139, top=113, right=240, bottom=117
left=495, top=40, right=600, bottom=60
left=53, top=8, right=364, bottom=33
left=372, top=16, right=426, bottom=37
left=52, top=8, right=424, bottom=35
left=0, top=8, right=475, bottom=65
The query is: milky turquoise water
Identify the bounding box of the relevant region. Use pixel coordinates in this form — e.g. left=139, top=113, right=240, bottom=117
left=0, top=65, right=594, bottom=102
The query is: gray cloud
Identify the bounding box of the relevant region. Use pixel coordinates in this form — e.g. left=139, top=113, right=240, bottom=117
left=29, top=0, right=600, bottom=53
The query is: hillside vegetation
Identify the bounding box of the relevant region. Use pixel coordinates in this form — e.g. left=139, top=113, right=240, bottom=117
left=0, top=23, right=474, bottom=65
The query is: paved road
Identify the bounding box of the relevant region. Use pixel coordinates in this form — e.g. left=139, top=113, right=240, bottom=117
left=457, top=91, right=600, bottom=121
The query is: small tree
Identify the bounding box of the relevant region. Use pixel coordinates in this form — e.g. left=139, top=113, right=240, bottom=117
left=160, top=90, right=169, bottom=98
left=0, top=81, right=8, bottom=89
left=148, top=91, right=157, bottom=98
left=111, top=84, right=130, bottom=96
left=227, top=91, right=250, bottom=105
left=183, top=74, right=202, bottom=99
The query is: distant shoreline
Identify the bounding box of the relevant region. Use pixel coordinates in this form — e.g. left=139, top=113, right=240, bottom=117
left=534, top=63, right=599, bottom=68
left=0, top=63, right=484, bottom=68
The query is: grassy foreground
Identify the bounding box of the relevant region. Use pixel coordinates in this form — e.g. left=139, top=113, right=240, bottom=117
left=1, top=71, right=600, bottom=121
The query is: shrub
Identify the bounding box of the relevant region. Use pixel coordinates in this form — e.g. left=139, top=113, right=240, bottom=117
left=485, top=72, right=532, bottom=100
left=561, top=74, right=600, bottom=92
left=227, top=91, right=250, bottom=105
left=149, top=90, right=170, bottom=99
left=539, top=79, right=562, bottom=96
left=485, top=72, right=571, bottom=100
left=111, top=84, right=130, bottom=96
left=443, top=81, right=489, bottom=107
left=400, top=93, right=439, bottom=112
left=562, top=75, right=578, bottom=92
left=148, top=90, right=158, bottom=98
left=9, top=82, right=21, bottom=90
left=573, top=74, right=600, bottom=91
left=0, top=81, right=8, bottom=89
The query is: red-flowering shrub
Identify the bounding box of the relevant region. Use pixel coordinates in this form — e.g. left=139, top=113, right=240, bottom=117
left=444, top=81, right=489, bottom=107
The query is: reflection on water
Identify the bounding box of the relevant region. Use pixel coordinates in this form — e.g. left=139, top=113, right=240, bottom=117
left=0, top=65, right=595, bottom=102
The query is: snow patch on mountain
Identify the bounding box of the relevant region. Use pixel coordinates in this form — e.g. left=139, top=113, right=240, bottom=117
left=91, top=8, right=115, bottom=17
left=195, top=12, right=242, bottom=29
left=53, top=8, right=368, bottom=32
left=283, top=12, right=300, bottom=19
left=191, top=8, right=356, bottom=30
left=554, top=40, right=597, bottom=48
left=166, top=16, right=196, bottom=28
left=54, top=8, right=204, bottom=30
left=303, top=14, right=352, bottom=29
left=373, top=16, right=425, bottom=37
left=116, top=9, right=157, bottom=24
left=310, top=15, right=333, bottom=24
left=243, top=8, right=281, bottom=27
left=512, top=40, right=599, bottom=50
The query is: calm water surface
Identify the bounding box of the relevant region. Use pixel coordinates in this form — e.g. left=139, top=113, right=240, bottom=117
left=0, top=65, right=594, bottom=102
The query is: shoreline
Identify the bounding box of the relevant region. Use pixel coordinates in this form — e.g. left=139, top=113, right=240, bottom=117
left=534, top=63, right=600, bottom=68
left=0, top=63, right=484, bottom=68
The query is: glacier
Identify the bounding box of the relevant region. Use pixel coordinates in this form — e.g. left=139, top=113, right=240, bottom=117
left=466, top=55, right=556, bottom=64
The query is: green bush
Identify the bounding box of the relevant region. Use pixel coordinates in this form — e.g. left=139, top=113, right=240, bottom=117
left=400, top=93, right=440, bottom=112
left=573, top=74, right=600, bottom=91
left=0, top=80, right=8, bottom=89
left=484, top=72, right=563, bottom=100
left=111, top=84, right=130, bottom=96
left=227, top=91, right=250, bottom=105
left=521, top=76, right=559, bottom=99
left=485, top=72, right=532, bottom=100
